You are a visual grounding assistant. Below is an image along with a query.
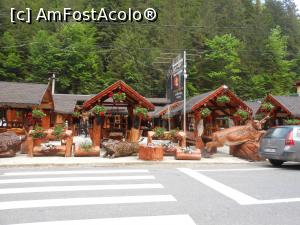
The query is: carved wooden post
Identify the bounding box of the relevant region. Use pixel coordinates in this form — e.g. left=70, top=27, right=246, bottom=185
left=26, top=136, right=34, bottom=157
left=92, top=118, right=101, bottom=147
left=65, top=136, right=73, bottom=157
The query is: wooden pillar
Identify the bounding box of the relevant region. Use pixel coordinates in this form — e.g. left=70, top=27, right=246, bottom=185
left=92, top=118, right=101, bottom=147
left=6, top=109, right=13, bottom=125
left=26, top=136, right=34, bottom=157
left=41, top=111, right=51, bottom=129
left=65, top=136, right=73, bottom=157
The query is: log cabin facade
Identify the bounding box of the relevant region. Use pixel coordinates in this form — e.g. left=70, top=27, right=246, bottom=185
left=0, top=81, right=54, bottom=132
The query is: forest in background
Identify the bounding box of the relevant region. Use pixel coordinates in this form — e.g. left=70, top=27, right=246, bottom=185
left=0, top=0, right=300, bottom=100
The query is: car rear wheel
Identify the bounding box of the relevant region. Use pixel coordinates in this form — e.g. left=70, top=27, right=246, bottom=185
left=268, top=159, right=285, bottom=167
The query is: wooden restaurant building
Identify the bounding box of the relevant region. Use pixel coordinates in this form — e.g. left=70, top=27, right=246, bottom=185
left=156, top=85, right=252, bottom=145
left=82, top=80, right=155, bottom=145
left=0, top=81, right=54, bottom=132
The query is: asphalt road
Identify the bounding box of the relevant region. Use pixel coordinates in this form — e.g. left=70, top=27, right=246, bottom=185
left=1, top=162, right=300, bottom=225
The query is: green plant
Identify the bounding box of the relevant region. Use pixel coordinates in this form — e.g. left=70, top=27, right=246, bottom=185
left=32, top=109, right=46, bottom=119
left=284, top=119, right=300, bottom=125
left=113, top=92, right=126, bottom=102
left=200, top=108, right=211, bottom=118
left=216, top=95, right=230, bottom=104
left=53, top=124, right=64, bottom=139
left=92, top=105, right=107, bottom=115
left=164, top=128, right=179, bottom=140
left=153, top=127, right=166, bottom=138
left=261, top=102, right=275, bottom=111
left=80, top=141, right=93, bottom=152
left=72, top=111, right=81, bottom=118
left=234, top=109, right=249, bottom=120
left=134, top=106, right=148, bottom=118
left=31, top=125, right=46, bottom=139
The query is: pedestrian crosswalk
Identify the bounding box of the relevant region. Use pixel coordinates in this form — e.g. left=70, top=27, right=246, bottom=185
left=0, top=168, right=196, bottom=225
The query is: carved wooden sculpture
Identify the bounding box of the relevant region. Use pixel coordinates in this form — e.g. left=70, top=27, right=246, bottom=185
left=0, top=132, right=26, bottom=157
left=204, top=116, right=269, bottom=160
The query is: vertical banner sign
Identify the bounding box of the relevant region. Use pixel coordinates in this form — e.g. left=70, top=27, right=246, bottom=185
left=167, top=53, right=184, bottom=103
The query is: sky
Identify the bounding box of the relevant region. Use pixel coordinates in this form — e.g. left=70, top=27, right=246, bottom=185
left=295, top=0, right=300, bottom=11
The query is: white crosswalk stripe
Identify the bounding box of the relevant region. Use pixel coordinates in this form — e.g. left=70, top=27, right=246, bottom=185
left=0, top=175, right=155, bottom=184
left=0, top=183, right=164, bottom=195
left=2, top=169, right=150, bottom=176
left=0, top=168, right=197, bottom=225
left=9, top=214, right=196, bottom=225
left=0, top=195, right=176, bottom=210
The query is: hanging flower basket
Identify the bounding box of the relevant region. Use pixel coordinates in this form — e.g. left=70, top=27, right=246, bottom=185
left=32, top=109, right=46, bottom=119
left=284, top=119, right=300, bottom=125
left=200, top=108, right=211, bottom=118
left=216, top=95, right=230, bottom=106
left=92, top=105, right=107, bottom=116
left=261, top=102, right=275, bottom=112
left=72, top=111, right=81, bottom=118
left=134, top=106, right=148, bottom=119
left=113, top=92, right=126, bottom=102
left=234, top=109, right=249, bottom=121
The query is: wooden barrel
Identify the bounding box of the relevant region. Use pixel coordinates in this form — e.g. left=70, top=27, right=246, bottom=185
left=138, top=145, right=164, bottom=161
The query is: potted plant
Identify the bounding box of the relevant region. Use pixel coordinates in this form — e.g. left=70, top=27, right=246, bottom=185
left=134, top=106, right=148, bottom=119
left=234, top=109, right=249, bottom=121
left=92, top=105, right=107, bottom=125
left=112, top=92, right=126, bottom=102
left=261, top=102, right=275, bottom=112
left=31, top=125, right=47, bottom=146
left=75, top=141, right=100, bottom=157
left=284, top=119, right=300, bottom=125
left=216, top=95, right=230, bottom=105
left=32, top=109, right=46, bottom=119
left=153, top=127, right=166, bottom=139
left=52, top=124, right=64, bottom=140
left=200, top=108, right=211, bottom=118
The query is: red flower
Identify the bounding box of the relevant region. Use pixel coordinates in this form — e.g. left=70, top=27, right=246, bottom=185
left=99, top=112, right=105, bottom=117
left=108, top=92, right=113, bottom=97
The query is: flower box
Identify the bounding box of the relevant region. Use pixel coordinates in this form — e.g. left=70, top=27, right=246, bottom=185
left=175, top=148, right=201, bottom=160
left=139, top=145, right=164, bottom=161
left=74, top=146, right=100, bottom=157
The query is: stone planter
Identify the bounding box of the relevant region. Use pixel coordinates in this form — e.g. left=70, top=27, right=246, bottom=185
left=175, top=149, right=201, bottom=160
left=139, top=145, right=164, bottom=161
left=74, top=146, right=100, bottom=157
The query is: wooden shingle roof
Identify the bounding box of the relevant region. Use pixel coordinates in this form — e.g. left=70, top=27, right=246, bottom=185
left=53, top=94, right=92, bottom=114
left=0, top=81, right=49, bottom=108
